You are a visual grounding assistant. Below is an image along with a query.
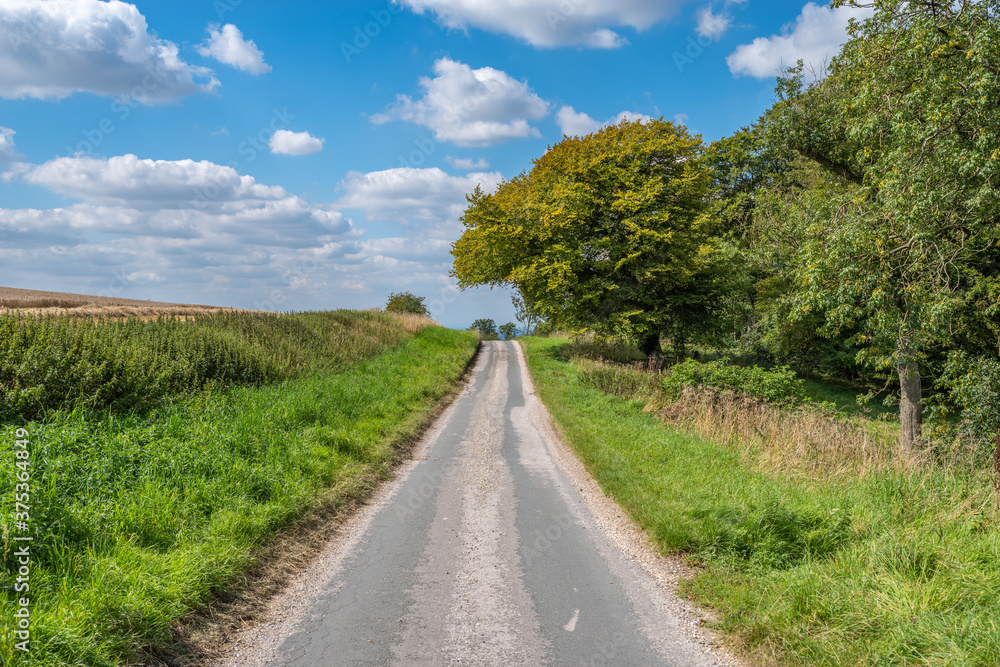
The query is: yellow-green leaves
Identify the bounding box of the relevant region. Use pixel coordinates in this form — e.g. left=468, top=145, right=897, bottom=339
left=451, top=118, right=734, bottom=348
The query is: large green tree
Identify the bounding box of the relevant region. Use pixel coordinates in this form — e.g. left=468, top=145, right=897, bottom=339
left=766, top=1, right=1000, bottom=451
left=451, top=118, right=732, bottom=356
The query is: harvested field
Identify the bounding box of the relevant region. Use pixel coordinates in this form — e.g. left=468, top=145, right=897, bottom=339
left=0, top=286, right=227, bottom=317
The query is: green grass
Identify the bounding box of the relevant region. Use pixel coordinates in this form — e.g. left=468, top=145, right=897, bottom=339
left=0, top=310, right=425, bottom=420
left=0, top=321, right=479, bottom=666
left=801, top=377, right=897, bottom=420
left=521, top=337, right=1000, bottom=667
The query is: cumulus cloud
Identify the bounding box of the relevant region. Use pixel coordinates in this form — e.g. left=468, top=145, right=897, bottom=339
left=1, top=154, right=512, bottom=325
left=397, top=0, right=688, bottom=48
left=336, top=167, right=503, bottom=223
left=0, top=154, right=353, bottom=306
left=196, top=24, right=271, bottom=75
left=556, top=106, right=654, bottom=137
left=727, top=2, right=873, bottom=79
left=372, top=58, right=549, bottom=147
left=0, top=0, right=218, bottom=103
left=446, top=156, right=490, bottom=170
left=269, top=130, right=325, bottom=156
left=695, top=6, right=731, bottom=40
left=0, top=127, right=25, bottom=175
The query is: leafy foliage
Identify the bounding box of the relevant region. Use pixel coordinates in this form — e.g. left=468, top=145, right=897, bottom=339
left=662, top=358, right=807, bottom=404
left=468, top=318, right=498, bottom=339
left=511, top=291, right=544, bottom=336
left=927, top=351, right=1000, bottom=462
left=452, top=118, right=737, bottom=355
left=742, top=2, right=1000, bottom=448
left=385, top=291, right=429, bottom=316
left=498, top=322, right=518, bottom=340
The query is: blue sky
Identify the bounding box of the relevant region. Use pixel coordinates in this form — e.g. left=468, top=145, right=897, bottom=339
left=0, top=0, right=870, bottom=329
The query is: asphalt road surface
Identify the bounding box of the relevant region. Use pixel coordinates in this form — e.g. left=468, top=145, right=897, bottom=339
left=247, top=341, right=732, bottom=667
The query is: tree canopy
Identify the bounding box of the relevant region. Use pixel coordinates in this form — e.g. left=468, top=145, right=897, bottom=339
left=751, top=0, right=1000, bottom=450
left=451, top=118, right=734, bottom=355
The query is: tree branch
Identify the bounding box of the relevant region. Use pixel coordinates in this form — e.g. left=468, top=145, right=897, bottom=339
left=796, top=148, right=865, bottom=185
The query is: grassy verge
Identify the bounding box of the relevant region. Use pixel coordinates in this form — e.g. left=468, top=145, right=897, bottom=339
left=1, top=323, right=478, bottom=666
left=521, top=337, right=1000, bottom=666
left=0, top=310, right=430, bottom=420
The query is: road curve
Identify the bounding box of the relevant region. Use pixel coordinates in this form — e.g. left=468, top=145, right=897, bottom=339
left=219, top=341, right=735, bottom=667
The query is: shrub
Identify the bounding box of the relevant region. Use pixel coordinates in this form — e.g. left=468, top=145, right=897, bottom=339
left=498, top=322, right=518, bottom=340
left=566, top=333, right=646, bottom=364
left=385, top=291, right=429, bottom=316
left=662, top=358, right=807, bottom=404
left=576, top=359, right=659, bottom=401
left=927, top=351, right=1000, bottom=464
left=469, top=318, right=498, bottom=340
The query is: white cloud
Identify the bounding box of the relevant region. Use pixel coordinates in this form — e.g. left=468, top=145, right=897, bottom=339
left=446, top=156, right=491, bottom=170
left=695, top=6, right=731, bottom=40
left=727, top=2, right=873, bottom=79
left=196, top=23, right=271, bottom=75
left=336, top=167, right=502, bottom=224
left=556, top=106, right=654, bottom=137
left=0, top=127, right=25, bottom=174
left=269, top=130, right=325, bottom=156
left=1, top=155, right=351, bottom=281
left=673, top=112, right=689, bottom=126
left=0, top=155, right=513, bottom=326
left=0, top=0, right=218, bottom=103
left=373, top=57, right=549, bottom=147
left=397, top=0, right=688, bottom=48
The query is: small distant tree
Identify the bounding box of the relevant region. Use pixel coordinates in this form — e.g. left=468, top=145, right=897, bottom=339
left=498, top=322, right=518, bottom=340
left=385, top=291, right=428, bottom=316
left=512, top=291, right=543, bottom=336
left=469, top=318, right=498, bottom=339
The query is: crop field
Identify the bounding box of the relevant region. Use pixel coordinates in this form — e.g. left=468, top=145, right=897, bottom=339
left=0, top=304, right=480, bottom=665
left=0, top=287, right=224, bottom=318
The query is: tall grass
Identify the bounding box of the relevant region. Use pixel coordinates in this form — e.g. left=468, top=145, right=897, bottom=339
left=0, top=314, right=477, bottom=665
left=0, top=310, right=429, bottom=420
left=523, top=337, right=1000, bottom=666
left=575, top=358, right=899, bottom=478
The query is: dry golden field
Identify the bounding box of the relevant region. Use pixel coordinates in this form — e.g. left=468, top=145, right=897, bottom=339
left=0, top=286, right=227, bottom=317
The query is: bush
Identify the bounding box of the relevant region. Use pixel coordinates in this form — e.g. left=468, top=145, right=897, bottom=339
left=469, top=318, right=498, bottom=340
left=498, top=322, right=518, bottom=340
left=662, top=358, right=807, bottom=404
left=576, top=359, right=659, bottom=401
left=385, top=291, right=429, bottom=316
left=927, top=351, right=1000, bottom=463
left=567, top=334, right=646, bottom=364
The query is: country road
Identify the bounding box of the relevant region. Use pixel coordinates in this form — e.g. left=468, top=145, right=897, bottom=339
left=213, top=341, right=738, bottom=667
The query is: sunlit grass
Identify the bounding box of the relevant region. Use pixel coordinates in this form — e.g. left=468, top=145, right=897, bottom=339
left=522, top=337, right=1000, bottom=666
left=0, top=319, right=477, bottom=665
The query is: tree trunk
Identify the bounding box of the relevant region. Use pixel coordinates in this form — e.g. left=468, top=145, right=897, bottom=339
left=639, top=332, right=662, bottom=358
left=897, top=359, right=922, bottom=453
